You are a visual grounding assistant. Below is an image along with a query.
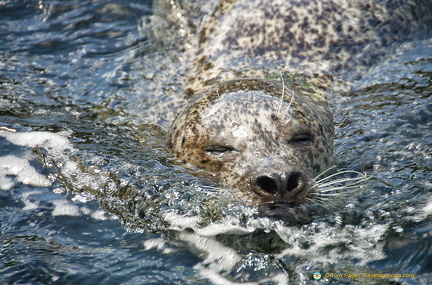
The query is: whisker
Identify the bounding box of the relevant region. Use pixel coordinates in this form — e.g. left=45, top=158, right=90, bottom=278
left=305, top=198, right=316, bottom=204
left=276, top=72, right=285, bottom=116
left=319, top=185, right=363, bottom=193
left=313, top=197, right=338, bottom=210
left=313, top=166, right=337, bottom=181
left=314, top=195, right=332, bottom=200
left=317, top=176, right=365, bottom=188
left=216, top=88, right=221, bottom=99
left=314, top=170, right=366, bottom=184
left=314, top=170, right=365, bottom=184
left=281, top=88, right=295, bottom=121
left=309, top=168, right=368, bottom=209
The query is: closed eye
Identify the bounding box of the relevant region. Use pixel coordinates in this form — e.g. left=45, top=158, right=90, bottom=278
left=288, top=133, right=314, bottom=146
left=204, top=145, right=235, bottom=155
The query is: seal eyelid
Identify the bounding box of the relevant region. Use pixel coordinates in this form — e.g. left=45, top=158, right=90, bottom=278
left=289, top=133, right=314, bottom=146
left=204, top=145, right=235, bottom=155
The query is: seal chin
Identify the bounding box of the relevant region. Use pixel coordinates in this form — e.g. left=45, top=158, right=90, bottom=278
left=250, top=171, right=311, bottom=206
left=260, top=203, right=313, bottom=225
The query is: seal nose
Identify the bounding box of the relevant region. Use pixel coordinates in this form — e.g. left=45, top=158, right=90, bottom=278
left=253, top=171, right=306, bottom=201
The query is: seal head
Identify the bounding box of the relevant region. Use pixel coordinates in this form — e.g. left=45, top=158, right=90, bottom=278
left=168, top=78, right=334, bottom=206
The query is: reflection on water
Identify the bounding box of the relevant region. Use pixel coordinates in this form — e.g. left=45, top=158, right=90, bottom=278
left=1, top=0, right=432, bottom=284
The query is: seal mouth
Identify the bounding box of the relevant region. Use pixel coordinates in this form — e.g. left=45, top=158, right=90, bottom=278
left=259, top=203, right=313, bottom=225
left=250, top=171, right=311, bottom=206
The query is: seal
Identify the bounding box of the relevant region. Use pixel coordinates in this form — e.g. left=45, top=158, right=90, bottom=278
left=168, top=78, right=333, bottom=206
left=163, top=0, right=431, bottom=208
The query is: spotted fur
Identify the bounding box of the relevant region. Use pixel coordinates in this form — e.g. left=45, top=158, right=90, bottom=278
left=184, top=0, right=432, bottom=93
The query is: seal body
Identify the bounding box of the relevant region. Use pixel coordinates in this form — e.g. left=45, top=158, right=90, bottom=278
left=183, top=0, right=432, bottom=93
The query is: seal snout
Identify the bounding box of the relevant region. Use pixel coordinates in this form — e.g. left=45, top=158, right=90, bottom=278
left=252, top=171, right=308, bottom=205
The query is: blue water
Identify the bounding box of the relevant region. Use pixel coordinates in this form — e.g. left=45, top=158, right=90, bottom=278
left=1, top=0, right=431, bottom=284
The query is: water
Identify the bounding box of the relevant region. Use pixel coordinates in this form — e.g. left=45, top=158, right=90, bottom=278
left=1, top=0, right=431, bottom=284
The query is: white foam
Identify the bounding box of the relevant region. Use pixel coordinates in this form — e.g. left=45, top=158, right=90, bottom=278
left=179, top=230, right=290, bottom=285
left=410, top=198, right=432, bottom=222
left=3, top=130, right=102, bottom=197
left=0, top=130, right=77, bottom=190
left=90, top=210, right=108, bottom=221
left=0, top=175, right=14, bottom=190
left=80, top=206, right=108, bottom=221
left=275, top=222, right=388, bottom=266
left=51, top=199, right=81, bottom=216
left=144, top=238, right=167, bottom=251
left=197, top=267, right=288, bottom=285
left=0, top=130, right=116, bottom=222
left=163, top=212, right=203, bottom=230
left=21, top=190, right=43, bottom=210
left=194, top=222, right=255, bottom=236
left=180, top=231, right=242, bottom=273
left=0, top=155, right=52, bottom=189
left=1, top=130, right=75, bottom=156
left=424, top=201, right=432, bottom=216
left=163, top=211, right=261, bottom=236
left=143, top=238, right=176, bottom=254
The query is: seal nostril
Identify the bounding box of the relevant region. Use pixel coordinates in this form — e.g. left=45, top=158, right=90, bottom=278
left=286, top=172, right=301, bottom=192
left=255, top=176, right=278, bottom=195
